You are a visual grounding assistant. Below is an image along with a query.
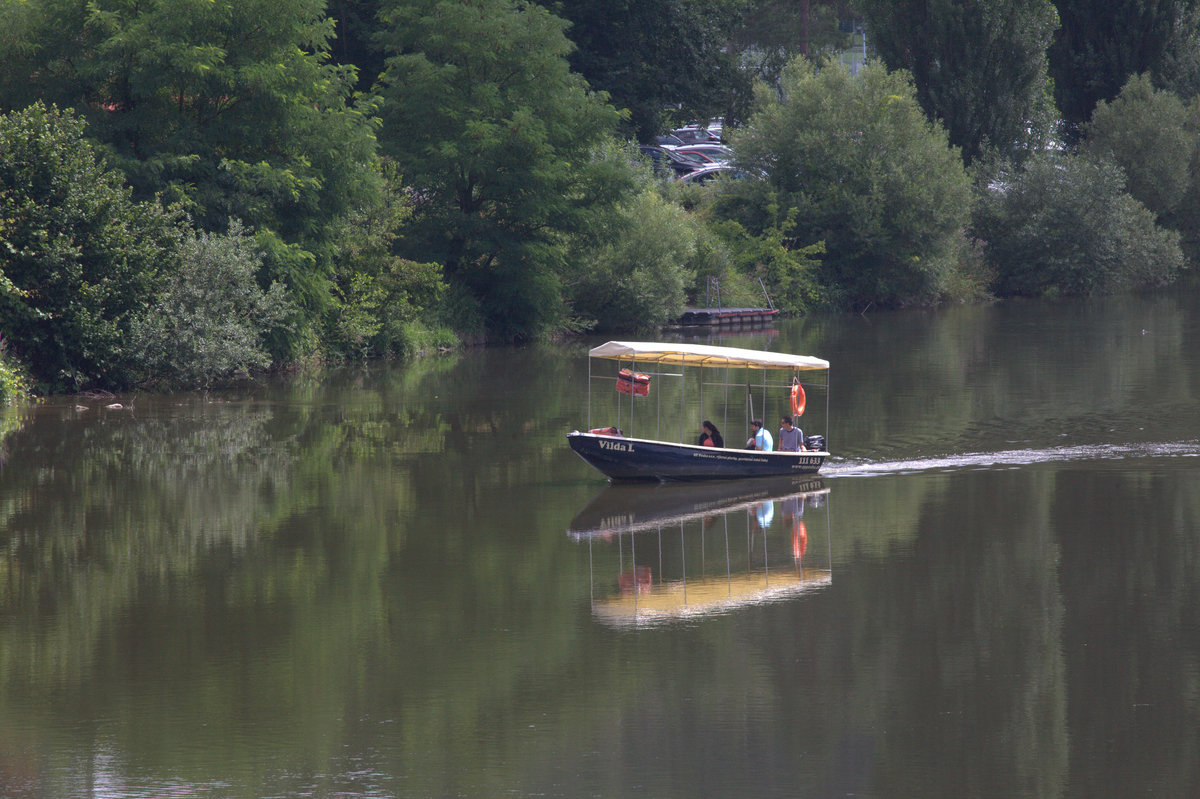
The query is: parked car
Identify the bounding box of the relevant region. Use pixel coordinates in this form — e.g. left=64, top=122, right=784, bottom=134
left=655, top=133, right=686, bottom=147
left=664, top=147, right=719, bottom=165
left=671, top=144, right=732, bottom=164
left=676, top=165, right=749, bottom=185
left=638, top=145, right=706, bottom=176
left=671, top=125, right=722, bottom=144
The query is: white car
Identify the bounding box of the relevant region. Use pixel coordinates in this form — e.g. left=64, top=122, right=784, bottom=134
left=677, top=165, right=748, bottom=184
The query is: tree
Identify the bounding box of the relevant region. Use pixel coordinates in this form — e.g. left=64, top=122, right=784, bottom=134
left=128, top=222, right=292, bottom=389
left=374, top=0, right=630, bottom=340
left=973, top=152, right=1186, bottom=297
left=1084, top=74, right=1194, bottom=221
left=0, top=0, right=384, bottom=352
left=725, top=1, right=858, bottom=129
left=327, top=0, right=388, bottom=92
left=327, top=161, right=450, bottom=359
left=1049, top=0, right=1200, bottom=131
left=0, top=103, right=179, bottom=391
left=544, top=0, right=744, bottom=141
left=859, top=0, right=1059, bottom=164
left=717, top=60, right=975, bottom=309
left=566, top=186, right=699, bottom=332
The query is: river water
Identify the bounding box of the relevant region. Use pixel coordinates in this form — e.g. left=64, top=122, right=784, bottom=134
left=1, top=290, right=1199, bottom=798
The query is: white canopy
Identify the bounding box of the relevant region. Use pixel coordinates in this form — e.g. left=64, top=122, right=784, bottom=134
left=588, top=341, right=829, bottom=371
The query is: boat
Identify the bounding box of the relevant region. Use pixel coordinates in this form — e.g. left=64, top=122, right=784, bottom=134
left=566, top=341, right=829, bottom=481
left=568, top=477, right=832, bottom=628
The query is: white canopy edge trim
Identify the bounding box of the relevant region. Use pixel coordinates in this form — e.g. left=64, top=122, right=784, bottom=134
left=588, top=341, right=829, bottom=371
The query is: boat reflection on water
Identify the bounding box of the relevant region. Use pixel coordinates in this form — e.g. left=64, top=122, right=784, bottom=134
left=568, top=476, right=832, bottom=628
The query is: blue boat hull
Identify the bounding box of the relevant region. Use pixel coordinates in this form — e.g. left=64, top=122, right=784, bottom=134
left=567, top=431, right=826, bottom=482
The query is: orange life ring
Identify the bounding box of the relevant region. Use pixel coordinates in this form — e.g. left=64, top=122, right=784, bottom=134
left=790, top=382, right=806, bottom=417
left=792, top=519, right=808, bottom=560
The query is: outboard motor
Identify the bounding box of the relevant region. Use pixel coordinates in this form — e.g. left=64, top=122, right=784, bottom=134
left=804, top=434, right=825, bottom=452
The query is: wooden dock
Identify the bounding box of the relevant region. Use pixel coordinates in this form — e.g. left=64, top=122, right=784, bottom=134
left=674, top=307, right=780, bottom=327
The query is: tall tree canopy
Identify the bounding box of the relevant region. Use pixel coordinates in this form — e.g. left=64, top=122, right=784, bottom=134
left=328, top=0, right=387, bottom=91
left=1084, top=73, right=1194, bottom=221
left=374, top=0, right=631, bottom=339
left=1049, top=0, right=1200, bottom=130
left=859, top=0, right=1058, bottom=163
left=0, top=0, right=382, bottom=327
left=544, top=0, right=743, bottom=141
left=718, top=60, right=975, bottom=309
left=726, top=1, right=858, bottom=127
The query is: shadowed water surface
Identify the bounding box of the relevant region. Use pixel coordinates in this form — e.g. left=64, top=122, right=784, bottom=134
left=1, top=291, right=1199, bottom=797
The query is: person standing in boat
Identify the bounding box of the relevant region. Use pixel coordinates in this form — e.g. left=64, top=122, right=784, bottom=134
left=698, top=420, right=724, bottom=448
left=747, top=419, right=773, bottom=451
left=778, top=415, right=805, bottom=451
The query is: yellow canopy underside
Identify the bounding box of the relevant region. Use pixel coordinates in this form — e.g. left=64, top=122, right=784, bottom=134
left=589, top=341, right=829, bottom=371
left=594, top=568, right=833, bottom=627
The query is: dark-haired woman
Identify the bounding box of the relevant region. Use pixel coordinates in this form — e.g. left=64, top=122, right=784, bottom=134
left=698, top=420, right=724, bottom=448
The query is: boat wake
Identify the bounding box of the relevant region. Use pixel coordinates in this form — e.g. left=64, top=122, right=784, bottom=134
left=824, top=440, right=1200, bottom=477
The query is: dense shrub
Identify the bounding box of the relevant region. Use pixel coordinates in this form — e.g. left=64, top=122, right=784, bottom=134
left=973, top=152, right=1186, bottom=297
left=328, top=162, right=452, bottom=359
left=717, top=60, right=976, bottom=310
left=704, top=211, right=824, bottom=315
left=0, top=337, right=30, bottom=404
left=567, top=189, right=699, bottom=332
left=1085, top=74, right=1194, bottom=221
left=0, top=103, right=178, bottom=391
left=128, top=223, right=293, bottom=389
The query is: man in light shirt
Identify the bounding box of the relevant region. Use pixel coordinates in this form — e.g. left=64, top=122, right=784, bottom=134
left=748, top=419, right=773, bottom=451
left=778, top=415, right=805, bottom=452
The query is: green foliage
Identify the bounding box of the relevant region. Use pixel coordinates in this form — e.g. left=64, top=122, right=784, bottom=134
left=1049, top=0, right=1200, bottom=131
left=718, top=59, right=975, bottom=309
left=0, top=102, right=179, bottom=392
left=127, top=222, right=293, bottom=389
left=545, top=0, right=744, bottom=140
left=973, top=152, right=1186, bottom=297
left=726, top=1, right=855, bottom=127
left=1085, top=74, right=1194, bottom=221
left=375, top=0, right=631, bottom=340
left=706, top=212, right=824, bottom=315
left=327, top=160, right=451, bottom=359
left=0, top=0, right=384, bottom=354
left=566, top=188, right=699, bottom=332
left=328, top=0, right=387, bottom=92
left=0, top=337, right=31, bottom=404
left=859, top=0, right=1059, bottom=163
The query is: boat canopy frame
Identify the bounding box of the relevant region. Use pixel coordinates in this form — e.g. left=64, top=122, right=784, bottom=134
left=585, top=341, right=830, bottom=448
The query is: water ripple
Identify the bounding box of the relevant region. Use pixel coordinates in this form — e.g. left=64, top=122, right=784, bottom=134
left=824, top=440, right=1200, bottom=476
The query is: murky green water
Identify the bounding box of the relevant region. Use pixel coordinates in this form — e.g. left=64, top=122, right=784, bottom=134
left=2, top=291, right=1199, bottom=798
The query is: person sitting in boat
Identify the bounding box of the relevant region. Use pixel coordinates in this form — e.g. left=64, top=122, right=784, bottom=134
left=746, top=419, right=773, bottom=451
left=778, top=415, right=805, bottom=452
left=697, top=420, right=724, bottom=448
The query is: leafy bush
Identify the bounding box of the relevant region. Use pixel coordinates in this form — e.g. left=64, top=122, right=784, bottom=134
left=973, top=152, right=1186, bottom=297
left=716, top=59, right=975, bottom=310
left=0, top=337, right=30, bottom=404
left=129, top=222, right=293, bottom=389
left=1085, top=74, right=1194, bottom=221
left=328, top=161, right=451, bottom=359
left=0, top=102, right=179, bottom=391
left=567, top=189, right=699, bottom=332
left=705, top=210, right=824, bottom=315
